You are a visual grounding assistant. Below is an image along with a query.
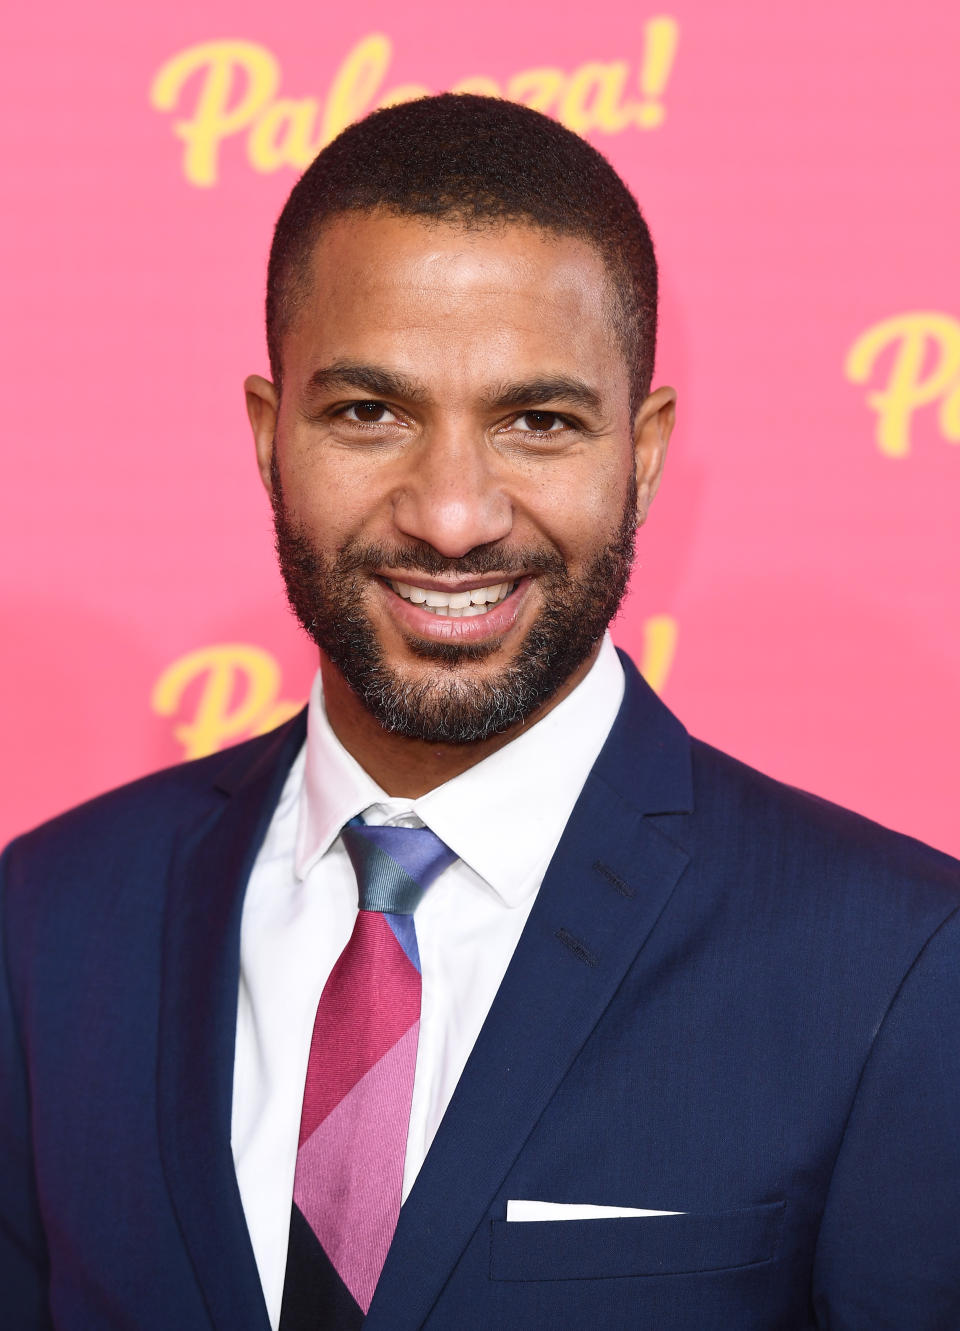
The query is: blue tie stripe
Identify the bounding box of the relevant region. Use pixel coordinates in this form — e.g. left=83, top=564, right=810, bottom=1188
left=385, top=913, right=420, bottom=973
left=341, top=819, right=458, bottom=917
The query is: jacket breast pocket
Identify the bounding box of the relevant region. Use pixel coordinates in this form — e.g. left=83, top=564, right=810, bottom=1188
left=489, top=1201, right=785, bottom=1282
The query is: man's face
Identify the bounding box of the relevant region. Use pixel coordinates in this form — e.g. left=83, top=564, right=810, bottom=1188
left=249, top=212, right=672, bottom=744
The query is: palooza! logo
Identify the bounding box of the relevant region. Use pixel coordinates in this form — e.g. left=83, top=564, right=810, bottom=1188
left=846, top=312, right=960, bottom=458
left=152, top=618, right=678, bottom=760
left=150, top=22, right=679, bottom=188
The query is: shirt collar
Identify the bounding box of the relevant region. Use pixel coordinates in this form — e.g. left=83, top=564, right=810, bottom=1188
left=295, top=634, right=625, bottom=907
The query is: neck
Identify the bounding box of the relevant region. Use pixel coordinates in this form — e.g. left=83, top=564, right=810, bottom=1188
left=319, top=650, right=599, bottom=798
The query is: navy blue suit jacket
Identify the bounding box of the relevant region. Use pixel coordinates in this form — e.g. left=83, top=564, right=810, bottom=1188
left=3, top=655, right=960, bottom=1329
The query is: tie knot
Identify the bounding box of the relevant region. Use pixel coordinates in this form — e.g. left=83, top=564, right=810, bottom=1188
left=340, top=820, right=457, bottom=914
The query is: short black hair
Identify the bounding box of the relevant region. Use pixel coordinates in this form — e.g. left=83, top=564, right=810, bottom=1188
left=266, top=93, right=658, bottom=409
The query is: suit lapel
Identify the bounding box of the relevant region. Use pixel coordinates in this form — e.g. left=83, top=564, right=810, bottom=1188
left=366, top=659, right=693, bottom=1330
left=156, top=713, right=307, bottom=1331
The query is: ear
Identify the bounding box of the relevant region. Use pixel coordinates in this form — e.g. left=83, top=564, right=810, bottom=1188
left=632, top=385, right=676, bottom=526
left=244, top=374, right=279, bottom=494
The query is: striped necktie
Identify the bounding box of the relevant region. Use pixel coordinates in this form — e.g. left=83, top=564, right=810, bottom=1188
left=279, top=819, right=457, bottom=1329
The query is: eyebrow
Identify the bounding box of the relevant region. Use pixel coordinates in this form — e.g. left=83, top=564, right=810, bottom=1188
left=485, top=376, right=604, bottom=415
left=302, top=361, right=604, bottom=416
left=303, top=361, right=429, bottom=403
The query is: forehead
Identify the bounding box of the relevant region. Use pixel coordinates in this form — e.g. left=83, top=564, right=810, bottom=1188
left=282, top=212, right=627, bottom=395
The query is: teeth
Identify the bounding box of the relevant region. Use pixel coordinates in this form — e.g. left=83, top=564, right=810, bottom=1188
left=388, top=579, right=515, bottom=617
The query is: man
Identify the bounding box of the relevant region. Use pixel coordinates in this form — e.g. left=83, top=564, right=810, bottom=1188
left=2, top=94, right=959, bottom=1331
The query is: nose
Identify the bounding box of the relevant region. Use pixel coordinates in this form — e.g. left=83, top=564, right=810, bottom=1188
left=390, top=427, right=513, bottom=558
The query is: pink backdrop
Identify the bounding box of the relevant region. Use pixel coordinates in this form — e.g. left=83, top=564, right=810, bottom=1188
left=3, top=1, right=958, bottom=856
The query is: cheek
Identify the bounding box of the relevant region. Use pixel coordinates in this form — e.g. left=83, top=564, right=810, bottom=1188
left=279, top=446, right=389, bottom=538
left=522, top=461, right=633, bottom=556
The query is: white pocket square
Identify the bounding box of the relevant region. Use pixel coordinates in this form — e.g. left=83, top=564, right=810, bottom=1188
left=506, top=1200, right=684, bottom=1222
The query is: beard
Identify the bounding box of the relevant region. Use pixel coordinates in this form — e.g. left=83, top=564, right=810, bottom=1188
left=271, top=467, right=637, bottom=745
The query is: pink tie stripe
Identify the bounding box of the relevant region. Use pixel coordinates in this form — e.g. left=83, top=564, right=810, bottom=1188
left=298, top=912, right=421, bottom=1144
left=295, top=1020, right=421, bottom=1313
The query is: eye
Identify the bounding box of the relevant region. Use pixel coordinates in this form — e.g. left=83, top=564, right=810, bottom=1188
left=341, top=401, right=400, bottom=424
left=512, top=411, right=567, bottom=434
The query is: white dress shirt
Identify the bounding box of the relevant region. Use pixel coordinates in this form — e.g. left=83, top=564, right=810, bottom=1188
left=231, top=633, right=625, bottom=1328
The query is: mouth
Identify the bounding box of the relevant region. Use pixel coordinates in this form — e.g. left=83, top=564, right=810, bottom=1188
left=376, top=572, right=531, bottom=644
left=385, top=578, right=518, bottom=619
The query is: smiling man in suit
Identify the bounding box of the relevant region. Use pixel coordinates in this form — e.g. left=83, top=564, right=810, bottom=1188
left=3, top=94, right=960, bottom=1331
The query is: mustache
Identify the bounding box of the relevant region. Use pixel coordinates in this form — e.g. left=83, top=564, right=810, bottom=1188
left=335, top=541, right=567, bottom=580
